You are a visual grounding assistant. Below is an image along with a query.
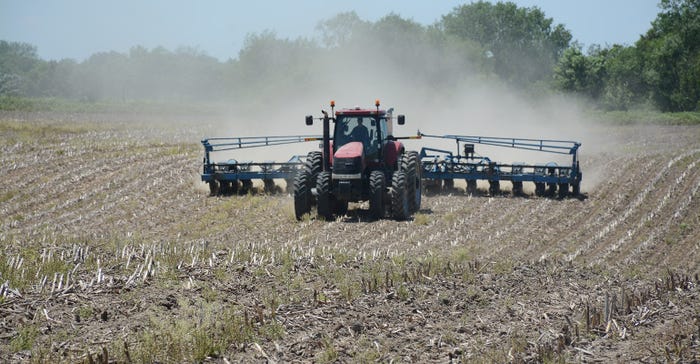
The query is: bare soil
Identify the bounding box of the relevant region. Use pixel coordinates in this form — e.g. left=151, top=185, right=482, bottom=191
left=0, top=111, right=698, bottom=363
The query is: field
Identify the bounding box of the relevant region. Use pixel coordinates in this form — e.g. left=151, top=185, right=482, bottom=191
left=0, top=110, right=698, bottom=363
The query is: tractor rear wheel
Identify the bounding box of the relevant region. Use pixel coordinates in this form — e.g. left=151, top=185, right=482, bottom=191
left=369, top=170, right=385, bottom=219
left=391, top=171, right=411, bottom=220
left=305, top=151, right=323, bottom=203
left=293, top=171, right=312, bottom=220
left=306, top=151, right=322, bottom=178
left=401, top=151, right=421, bottom=213
left=316, top=172, right=334, bottom=221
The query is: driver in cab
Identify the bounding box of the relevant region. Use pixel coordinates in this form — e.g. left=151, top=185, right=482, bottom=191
left=350, top=118, right=370, bottom=147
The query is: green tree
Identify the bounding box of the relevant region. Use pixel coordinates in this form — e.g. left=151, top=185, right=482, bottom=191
left=0, top=41, right=43, bottom=96
left=441, top=1, right=571, bottom=86
left=637, top=0, right=700, bottom=111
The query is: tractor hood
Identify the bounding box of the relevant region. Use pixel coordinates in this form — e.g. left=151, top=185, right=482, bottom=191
left=333, top=142, right=364, bottom=176
left=335, top=142, right=364, bottom=159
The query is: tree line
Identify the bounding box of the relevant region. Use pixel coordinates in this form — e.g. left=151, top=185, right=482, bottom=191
left=1, top=0, right=697, bottom=111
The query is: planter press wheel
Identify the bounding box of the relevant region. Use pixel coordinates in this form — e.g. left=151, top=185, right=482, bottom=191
left=466, top=179, right=477, bottom=195
left=208, top=180, right=220, bottom=196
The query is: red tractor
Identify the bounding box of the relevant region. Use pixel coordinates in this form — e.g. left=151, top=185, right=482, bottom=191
left=294, top=100, right=422, bottom=220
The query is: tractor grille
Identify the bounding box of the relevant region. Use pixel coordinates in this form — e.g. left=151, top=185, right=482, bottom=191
left=333, top=156, right=362, bottom=175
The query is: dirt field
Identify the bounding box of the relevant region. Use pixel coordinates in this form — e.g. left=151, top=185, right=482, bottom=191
left=0, top=111, right=698, bottom=363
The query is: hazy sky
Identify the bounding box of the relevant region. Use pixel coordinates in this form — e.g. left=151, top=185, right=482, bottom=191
left=1, top=0, right=661, bottom=61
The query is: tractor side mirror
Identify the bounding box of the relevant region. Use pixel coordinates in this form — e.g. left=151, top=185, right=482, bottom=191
left=397, top=115, right=405, bottom=125
left=305, top=115, right=313, bottom=125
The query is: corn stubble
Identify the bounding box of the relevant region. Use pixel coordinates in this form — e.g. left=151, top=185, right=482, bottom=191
left=0, top=113, right=698, bottom=363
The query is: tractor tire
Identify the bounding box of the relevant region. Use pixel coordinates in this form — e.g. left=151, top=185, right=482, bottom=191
left=369, top=170, right=385, bottom=219
left=316, top=171, right=334, bottom=221
left=466, top=179, right=477, bottom=195
left=208, top=180, right=220, bottom=196
left=293, top=170, right=312, bottom=220
left=391, top=171, right=411, bottom=220
left=401, top=151, right=421, bottom=213
left=306, top=151, right=323, bottom=177
left=305, top=151, right=323, bottom=204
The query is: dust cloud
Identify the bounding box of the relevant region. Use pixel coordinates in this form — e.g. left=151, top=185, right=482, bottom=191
left=191, top=15, right=618, bottom=194
left=210, top=45, right=601, bottom=173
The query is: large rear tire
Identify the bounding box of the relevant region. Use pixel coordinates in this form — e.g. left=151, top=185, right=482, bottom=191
left=293, top=171, right=312, bottom=220
left=305, top=151, right=323, bottom=204
left=316, top=171, right=334, bottom=221
left=391, top=171, right=411, bottom=220
left=369, top=170, right=385, bottom=219
left=401, top=151, right=422, bottom=213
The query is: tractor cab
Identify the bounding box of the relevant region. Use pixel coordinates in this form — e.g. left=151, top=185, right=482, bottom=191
left=333, top=108, right=390, bottom=165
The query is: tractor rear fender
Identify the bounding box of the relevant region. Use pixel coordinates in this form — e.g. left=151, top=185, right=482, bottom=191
left=383, top=141, right=404, bottom=170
